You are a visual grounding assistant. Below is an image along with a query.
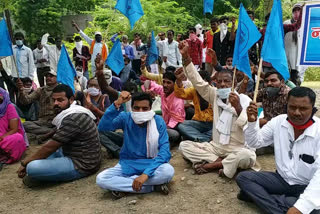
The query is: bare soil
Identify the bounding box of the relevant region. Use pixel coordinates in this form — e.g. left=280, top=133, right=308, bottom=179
left=1, top=89, right=319, bottom=214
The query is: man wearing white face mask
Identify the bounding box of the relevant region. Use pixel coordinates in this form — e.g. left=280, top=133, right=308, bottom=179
left=73, top=36, right=91, bottom=80
left=212, top=16, right=236, bottom=66
left=178, top=41, right=257, bottom=178
left=96, top=92, right=174, bottom=199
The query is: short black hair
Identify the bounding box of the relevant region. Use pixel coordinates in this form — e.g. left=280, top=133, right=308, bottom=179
left=189, top=27, right=196, bottom=33
left=167, top=30, right=175, bottom=36
left=199, top=70, right=211, bottom=83
left=165, top=66, right=176, bottom=73
left=131, top=92, right=153, bottom=108
left=226, top=54, right=233, bottom=60
left=36, top=39, right=41, bottom=43
left=52, top=84, right=74, bottom=99
left=14, top=32, right=24, bottom=39
left=288, top=87, right=316, bottom=107
left=247, top=10, right=254, bottom=17
left=74, top=36, right=81, bottom=41
left=55, top=37, right=62, bottom=42
left=219, top=16, right=229, bottom=22
left=163, top=71, right=176, bottom=83
left=21, top=77, right=32, bottom=84
left=265, top=13, right=271, bottom=22
left=124, top=57, right=131, bottom=63
left=217, top=69, right=233, bottom=79
left=122, top=81, right=138, bottom=94
left=210, top=17, right=219, bottom=24
left=264, top=71, right=284, bottom=81
left=134, top=33, right=141, bottom=37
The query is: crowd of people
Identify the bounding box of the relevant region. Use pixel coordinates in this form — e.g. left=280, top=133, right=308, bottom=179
left=0, top=3, right=319, bottom=214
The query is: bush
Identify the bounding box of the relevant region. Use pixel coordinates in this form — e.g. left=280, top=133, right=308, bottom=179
left=304, top=67, right=320, bottom=81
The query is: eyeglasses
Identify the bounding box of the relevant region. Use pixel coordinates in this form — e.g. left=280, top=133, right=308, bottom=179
left=288, top=140, right=294, bottom=159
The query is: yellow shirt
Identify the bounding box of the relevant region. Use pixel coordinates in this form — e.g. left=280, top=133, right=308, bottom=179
left=141, top=67, right=163, bottom=85
left=174, top=84, right=213, bottom=122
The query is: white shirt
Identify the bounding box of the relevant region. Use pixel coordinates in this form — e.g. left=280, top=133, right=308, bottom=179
left=79, top=30, right=108, bottom=76
left=12, top=45, right=35, bottom=79
left=130, top=41, right=144, bottom=60
left=33, top=47, right=50, bottom=68
left=245, top=114, right=320, bottom=213
left=163, top=40, right=182, bottom=68
left=41, top=33, right=61, bottom=73
left=0, top=56, right=14, bottom=77
left=155, top=36, right=167, bottom=58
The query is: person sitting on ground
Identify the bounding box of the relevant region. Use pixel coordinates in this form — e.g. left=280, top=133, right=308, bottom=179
left=16, top=70, right=58, bottom=142
left=15, top=77, right=39, bottom=121
left=17, top=84, right=101, bottom=187
left=142, top=57, right=185, bottom=146
left=178, top=41, right=257, bottom=178
left=175, top=69, right=213, bottom=142
left=244, top=71, right=290, bottom=128
left=74, top=66, right=88, bottom=91
left=236, top=87, right=320, bottom=214
left=82, top=78, right=110, bottom=121
left=96, top=92, right=174, bottom=199
left=0, top=88, right=27, bottom=165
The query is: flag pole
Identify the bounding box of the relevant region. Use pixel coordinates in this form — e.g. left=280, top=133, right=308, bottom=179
left=231, top=66, right=237, bottom=92
left=253, top=58, right=263, bottom=103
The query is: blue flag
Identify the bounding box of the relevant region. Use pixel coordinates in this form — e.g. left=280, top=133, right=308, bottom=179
left=203, top=0, right=214, bottom=15
left=57, top=45, right=77, bottom=93
left=0, top=19, right=13, bottom=57
left=232, top=3, right=261, bottom=79
left=106, top=39, right=125, bottom=75
left=261, top=0, right=290, bottom=80
left=115, top=0, right=144, bottom=30
left=147, top=31, right=159, bottom=66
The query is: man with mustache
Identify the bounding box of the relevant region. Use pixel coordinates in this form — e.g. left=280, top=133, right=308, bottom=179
left=237, top=87, right=320, bottom=214
left=17, top=84, right=101, bottom=187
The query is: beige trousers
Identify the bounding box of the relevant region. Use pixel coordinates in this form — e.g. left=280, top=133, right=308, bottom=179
left=179, top=141, right=256, bottom=178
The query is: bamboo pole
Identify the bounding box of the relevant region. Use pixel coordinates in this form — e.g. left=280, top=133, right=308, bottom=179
left=231, top=66, right=237, bottom=92
left=253, top=58, right=263, bottom=103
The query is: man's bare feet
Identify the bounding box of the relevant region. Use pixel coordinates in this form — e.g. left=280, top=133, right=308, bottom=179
left=194, top=157, right=224, bottom=174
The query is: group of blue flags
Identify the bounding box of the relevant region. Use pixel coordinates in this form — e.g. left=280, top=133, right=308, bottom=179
left=233, top=0, right=290, bottom=81
left=0, top=19, right=13, bottom=57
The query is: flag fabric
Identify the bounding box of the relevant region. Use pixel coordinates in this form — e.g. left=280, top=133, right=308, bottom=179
left=232, top=3, right=261, bottom=79
left=106, top=39, right=125, bottom=75
left=57, top=45, right=77, bottom=93
left=261, top=0, right=290, bottom=80
left=0, top=19, right=13, bottom=57
left=147, top=31, right=159, bottom=66
left=203, top=0, right=214, bottom=15
left=115, top=0, right=144, bottom=30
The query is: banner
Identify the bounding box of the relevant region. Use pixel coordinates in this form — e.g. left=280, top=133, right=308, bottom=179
left=298, top=3, right=320, bottom=66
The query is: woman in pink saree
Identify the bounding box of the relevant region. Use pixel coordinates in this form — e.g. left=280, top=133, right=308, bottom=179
left=0, top=88, right=27, bottom=164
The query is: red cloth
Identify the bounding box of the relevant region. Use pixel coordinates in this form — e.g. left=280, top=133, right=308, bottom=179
left=205, top=31, right=214, bottom=63
left=186, top=38, right=203, bottom=66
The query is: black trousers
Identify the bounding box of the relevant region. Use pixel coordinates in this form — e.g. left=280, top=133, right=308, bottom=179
left=99, top=131, right=124, bottom=158
left=236, top=171, right=319, bottom=214
left=132, top=59, right=141, bottom=76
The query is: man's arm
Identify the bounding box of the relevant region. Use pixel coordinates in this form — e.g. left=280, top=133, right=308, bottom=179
left=111, top=33, right=118, bottom=43
left=17, top=84, right=41, bottom=105
left=72, top=20, right=93, bottom=45
left=179, top=41, right=216, bottom=104
left=176, top=42, right=182, bottom=66
left=284, top=9, right=302, bottom=34
left=245, top=102, right=275, bottom=148
left=293, top=152, right=320, bottom=214
left=174, top=84, right=194, bottom=100
left=28, top=48, right=35, bottom=79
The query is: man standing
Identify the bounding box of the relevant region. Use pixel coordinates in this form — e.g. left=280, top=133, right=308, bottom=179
left=237, top=87, right=320, bottom=214
left=41, top=34, right=62, bottom=73
left=72, top=20, right=108, bottom=76
left=212, top=17, right=236, bottom=66
left=131, top=33, right=145, bottom=75
left=96, top=92, right=174, bottom=198
left=33, top=39, right=50, bottom=87
left=284, top=3, right=306, bottom=85
left=204, top=17, right=219, bottom=73
left=178, top=41, right=256, bottom=178
left=12, top=32, right=35, bottom=81
left=186, top=27, right=203, bottom=69
left=163, top=30, right=182, bottom=68
left=18, top=84, right=101, bottom=187
left=73, top=36, right=91, bottom=80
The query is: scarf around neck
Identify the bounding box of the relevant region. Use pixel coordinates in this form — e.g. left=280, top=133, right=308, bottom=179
left=131, top=111, right=159, bottom=158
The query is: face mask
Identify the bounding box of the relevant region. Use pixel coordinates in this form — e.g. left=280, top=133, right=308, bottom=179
left=76, top=41, right=82, bottom=47
left=266, top=87, right=280, bottom=98
left=87, top=87, right=101, bottom=96
left=189, top=33, right=197, bottom=40
left=217, top=88, right=232, bottom=99
left=76, top=71, right=83, bottom=78
left=226, top=65, right=233, bottom=70
left=16, top=40, right=23, bottom=46
left=23, top=87, right=32, bottom=93
left=220, top=23, right=227, bottom=31
left=131, top=111, right=155, bottom=124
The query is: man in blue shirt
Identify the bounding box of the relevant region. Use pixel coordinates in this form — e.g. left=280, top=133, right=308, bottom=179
left=96, top=92, right=174, bottom=199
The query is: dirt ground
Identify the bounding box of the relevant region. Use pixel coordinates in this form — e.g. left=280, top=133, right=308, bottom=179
left=1, top=89, right=320, bottom=214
